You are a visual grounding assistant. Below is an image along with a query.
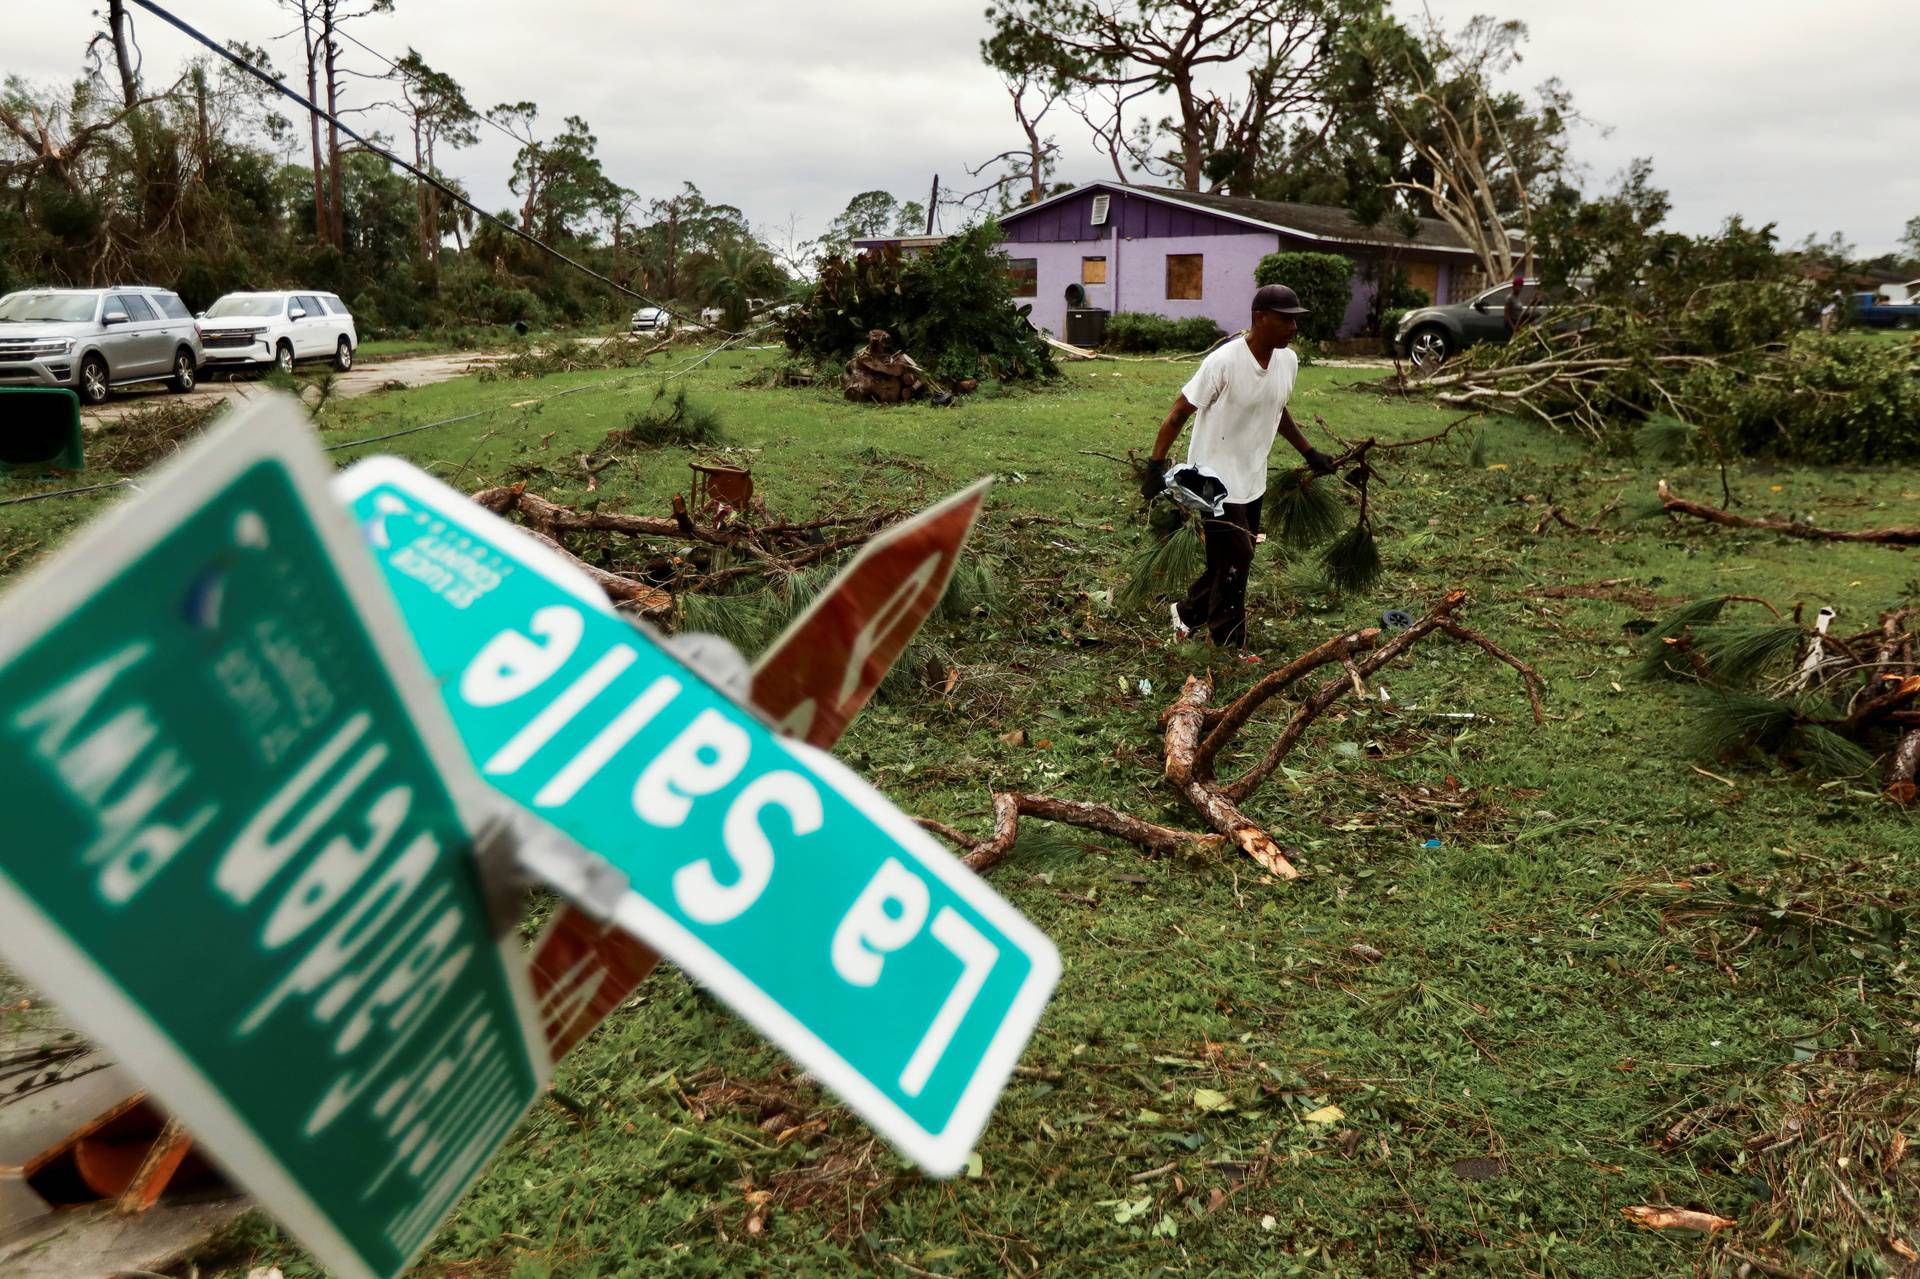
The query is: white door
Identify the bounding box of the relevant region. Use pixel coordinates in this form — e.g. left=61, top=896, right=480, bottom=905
left=292, top=295, right=326, bottom=358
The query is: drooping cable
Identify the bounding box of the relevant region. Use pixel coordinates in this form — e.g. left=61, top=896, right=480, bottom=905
left=124, top=0, right=738, bottom=337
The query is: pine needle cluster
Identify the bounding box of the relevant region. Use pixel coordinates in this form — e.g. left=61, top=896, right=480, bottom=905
left=1639, top=595, right=1881, bottom=780
left=1118, top=516, right=1205, bottom=610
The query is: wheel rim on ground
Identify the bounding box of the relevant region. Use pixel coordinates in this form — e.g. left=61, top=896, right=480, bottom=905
left=337, top=340, right=352, bottom=370
left=83, top=360, right=107, bottom=401
left=176, top=355, right=194, bottom=389
left=277, top=345, right=293, bottom=373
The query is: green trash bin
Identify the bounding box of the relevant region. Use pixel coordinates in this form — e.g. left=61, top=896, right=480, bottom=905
left=0, top=387, right=84, bottom=472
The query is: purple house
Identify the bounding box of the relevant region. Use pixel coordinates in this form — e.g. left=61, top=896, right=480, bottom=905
left=973, top=181, right=1483, bottom=341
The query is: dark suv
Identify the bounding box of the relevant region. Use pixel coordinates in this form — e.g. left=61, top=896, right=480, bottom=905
left=1394, top=279, right=1580, bottom=370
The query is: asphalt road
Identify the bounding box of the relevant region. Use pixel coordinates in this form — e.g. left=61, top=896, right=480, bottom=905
left=81, top=349, right=501, bottom=425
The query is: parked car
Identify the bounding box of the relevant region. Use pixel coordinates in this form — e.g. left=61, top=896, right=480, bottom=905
left=0, top=285, right=202, bottom=404
left=1849, top=292, right=1920, bottom=330
left=1394, top=278, right=1587, bottom=369
left=630, top=306, right=672, bottom=333
left=198, top=290, right=357, bottom=373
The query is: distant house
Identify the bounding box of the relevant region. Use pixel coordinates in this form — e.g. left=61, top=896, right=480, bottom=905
left=982, top=181, right=1487, bottom=340
left=849, top=233, right=950, bottom=259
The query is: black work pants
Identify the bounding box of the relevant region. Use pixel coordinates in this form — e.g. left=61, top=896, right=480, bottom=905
left=1176, top=496, right=1263, bottom=648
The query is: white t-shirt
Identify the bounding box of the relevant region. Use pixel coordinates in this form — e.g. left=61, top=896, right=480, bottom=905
left=1179, top=338, right=1299, bottom=503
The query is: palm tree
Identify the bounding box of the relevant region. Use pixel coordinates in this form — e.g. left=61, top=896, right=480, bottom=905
left=700, top=238, right=779, bottom=330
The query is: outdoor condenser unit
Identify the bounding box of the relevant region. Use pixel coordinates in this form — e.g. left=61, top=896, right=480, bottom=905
left=0, top=387, right=85, bottom=471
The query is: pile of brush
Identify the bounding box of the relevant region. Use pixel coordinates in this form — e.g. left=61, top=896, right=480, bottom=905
left=1120, top=442, right=1384, bottom=612
left=470, top=483, right=915, bottom=620
left=1637, top=595, right=1920, bottom=801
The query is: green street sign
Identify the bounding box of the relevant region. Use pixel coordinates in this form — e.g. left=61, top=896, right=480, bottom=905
left=0, top=400, right=547, bottom=1279
left=337, top=459, right=1060, bottom=1175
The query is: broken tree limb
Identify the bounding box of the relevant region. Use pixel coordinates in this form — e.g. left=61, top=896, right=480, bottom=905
left=1162, top=675, right=1300, bottom=878
left=1435, top=620, right=1548, bottom=725
left=1226, top=590, right=1471, bottom=803
left=1887, top=731, right=1920, bottom=806
left=517, top=525, right=673, bottom=616
left=1656, top=481, right=1920, bottom=545
left=920, top=589, right=1540, bottom=885
left=914, top=793, right=1219, bottom=874
left=1194, top=628, right=1382, bottom=776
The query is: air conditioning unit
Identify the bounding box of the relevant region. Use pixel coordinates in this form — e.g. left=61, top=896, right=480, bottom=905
left=1089, top=194, right=1110, bottom=226
left=0, top=388, right=84, bottom=471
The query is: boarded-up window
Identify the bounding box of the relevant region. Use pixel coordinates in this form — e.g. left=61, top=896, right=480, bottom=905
left=1006, top=257, right=1038, bottom=296
left=1081, top=256, right=1107, bottom=284
left=1166, top=254, right=1203, bottom=300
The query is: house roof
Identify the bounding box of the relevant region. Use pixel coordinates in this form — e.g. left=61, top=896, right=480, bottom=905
left=1000, top=181, right=1486, bottom=257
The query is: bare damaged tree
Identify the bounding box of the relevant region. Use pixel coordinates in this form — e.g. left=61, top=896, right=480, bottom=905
left=1361, top=16, right=1571, bottom=283
left=984, top=0, right=1354, bottom=194
left=952, top=73, right=1064, bottom=217
left=387, top=49, right=477, bottom=265
left=277, top=0, right=392, bottom=249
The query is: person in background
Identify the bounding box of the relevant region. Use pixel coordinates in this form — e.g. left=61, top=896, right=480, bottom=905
left=1503, top=270, right=1531, bottom=335
left=1139, top=283, right=1338, bottom=655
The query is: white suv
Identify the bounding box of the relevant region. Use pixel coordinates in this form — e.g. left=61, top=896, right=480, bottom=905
left=199, top=291, right=358, bottom=374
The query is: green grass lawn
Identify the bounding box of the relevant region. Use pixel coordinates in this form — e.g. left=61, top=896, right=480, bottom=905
left=4, top=346, right=1917, bottom=1278
left=353, top=324, right=621, bottom=361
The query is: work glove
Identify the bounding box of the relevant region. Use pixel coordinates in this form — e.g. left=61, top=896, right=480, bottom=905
left=1302, top=447, right=1338, bottom=478
left=1140, top=456, right=1169, bottom=500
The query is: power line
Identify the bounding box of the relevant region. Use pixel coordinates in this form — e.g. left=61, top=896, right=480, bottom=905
left=124, top=0, right=737, bottom=336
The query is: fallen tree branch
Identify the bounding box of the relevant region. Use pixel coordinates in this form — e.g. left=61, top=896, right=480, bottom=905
left=1228, top=590, right=1474, bottom=803
left=1656, top=481, right=1920, bottom=545
left=923, top=590, right=1542, bottom=885
left=517, top=525, right=672, bottom=616
left=915, top=793, right=1219, bottom=874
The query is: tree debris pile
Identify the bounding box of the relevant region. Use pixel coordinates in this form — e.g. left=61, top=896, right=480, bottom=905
left=782, top=223, right=1056, bottom=386
left=469, top=483, right=906, bottom=623
left=919, top=591, right=1544, bottom=878
left=1636, top=593, right=1920, bottom=800
left=1398, top=220, right=1920, bottom=463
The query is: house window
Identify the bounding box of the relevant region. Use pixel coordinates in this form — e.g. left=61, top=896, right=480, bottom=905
left=1006, top=257, right=1038, bottom=297
left=1081, top=256, right=1107, bottom=285
left=1166, top=254, right=1203, bottom=300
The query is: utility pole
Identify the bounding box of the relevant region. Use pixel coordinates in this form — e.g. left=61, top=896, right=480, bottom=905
left=926, top=175, right=938, bottom=235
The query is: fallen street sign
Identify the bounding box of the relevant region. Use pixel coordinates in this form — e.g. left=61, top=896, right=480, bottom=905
left=751, top=479, right=990, bottom=745
left=0, top=398, right=548, bottom=1279
left=336, top=459, right=1060, bottom=1175
left=527, top=479, right=993, bottom=1061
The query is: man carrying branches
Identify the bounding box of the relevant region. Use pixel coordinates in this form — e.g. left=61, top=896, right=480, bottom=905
left=1140, top=283, right=1338, bottom=653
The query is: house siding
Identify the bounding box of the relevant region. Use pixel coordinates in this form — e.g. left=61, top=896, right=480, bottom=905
left=1009, top=229, right=1282, bottom=337
left=1004, top=189, right=1258, bottom=244
left=997, top=187, right=1473, bottom=340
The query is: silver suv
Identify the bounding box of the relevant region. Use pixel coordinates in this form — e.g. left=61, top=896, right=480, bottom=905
left=0, top=286, right=204, bottom=405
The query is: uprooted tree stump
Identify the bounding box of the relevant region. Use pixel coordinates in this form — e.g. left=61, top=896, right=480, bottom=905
left=843, top=329, right=931, bottom=404
left=918, top=590, right=1546, bottom=880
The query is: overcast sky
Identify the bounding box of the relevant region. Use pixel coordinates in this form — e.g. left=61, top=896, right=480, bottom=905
left=11, top=0, right=1917, bottom=255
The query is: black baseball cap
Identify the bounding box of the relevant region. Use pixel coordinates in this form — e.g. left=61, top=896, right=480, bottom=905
left=1252, top=283, right=1310, bottom=315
